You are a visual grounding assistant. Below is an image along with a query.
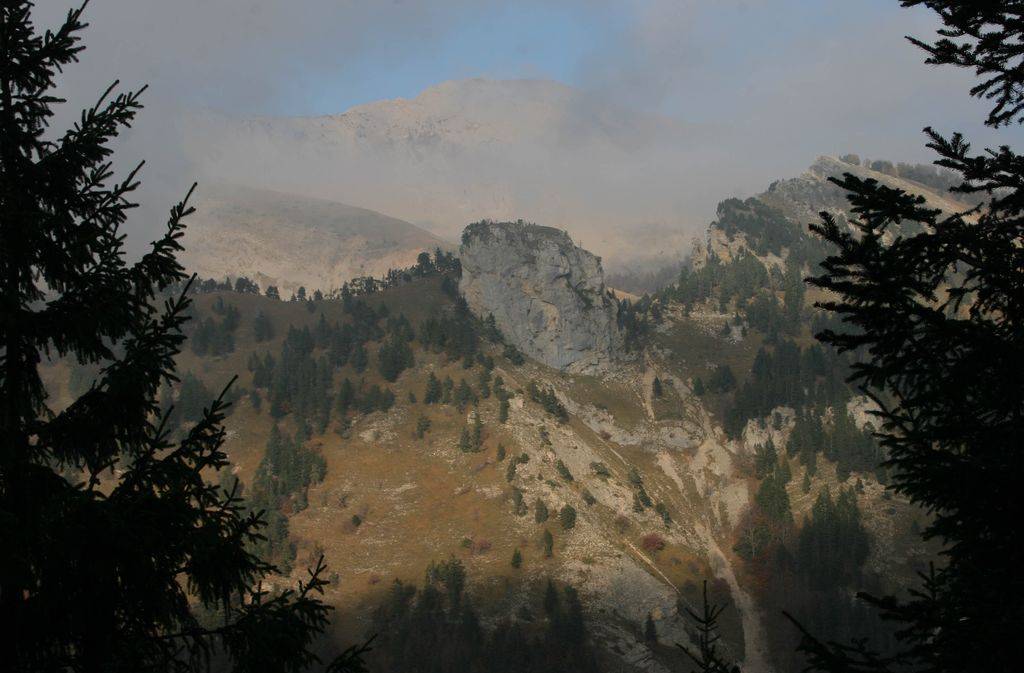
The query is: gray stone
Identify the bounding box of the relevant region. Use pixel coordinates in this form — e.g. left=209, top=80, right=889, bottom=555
left=459, top=221, right=623, bottom=373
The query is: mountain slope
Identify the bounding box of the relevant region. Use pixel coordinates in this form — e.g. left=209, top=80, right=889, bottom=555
left=45, top=158, right=939, bottom=673
left=179, top=183, right=450, bottom=294
left=695, top=154, right=977, bottom=268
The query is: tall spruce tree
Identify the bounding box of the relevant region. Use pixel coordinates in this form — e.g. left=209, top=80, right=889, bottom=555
left=0, top=4, right=365, bottom=672
left=790, top=3, right=1024, bottom=672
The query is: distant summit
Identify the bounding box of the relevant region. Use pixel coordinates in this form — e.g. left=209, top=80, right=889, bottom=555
left=183, top=77, right=693, bottom=268
left=179, top=183, right=449, bottom=294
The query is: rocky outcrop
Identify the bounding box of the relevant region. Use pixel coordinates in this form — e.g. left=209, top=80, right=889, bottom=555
left=459, top=220, right=624, bottom=372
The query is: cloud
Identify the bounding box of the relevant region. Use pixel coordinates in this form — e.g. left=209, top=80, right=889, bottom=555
left=39, top=1, right=488, bottom=111
left=33, top=0, right=524, bottom=253
left=29, top=0, right=1024, bottom=263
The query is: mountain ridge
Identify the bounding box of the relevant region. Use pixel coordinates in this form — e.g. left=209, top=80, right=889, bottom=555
left=179, top=182, right=451, bottom=295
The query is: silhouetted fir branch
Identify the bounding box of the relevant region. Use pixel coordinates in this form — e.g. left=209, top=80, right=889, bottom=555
left=676, top=581, right=739, bottom=673
left=901, top=1, right=1024, bottom=127
left=326, top=636, right=375, bottom=673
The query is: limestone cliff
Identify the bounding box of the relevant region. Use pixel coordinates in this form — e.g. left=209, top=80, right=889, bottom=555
left=459, top=220, right=623, bottom=372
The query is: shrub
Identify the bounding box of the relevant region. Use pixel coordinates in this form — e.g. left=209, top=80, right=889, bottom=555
left=641, top=533, right=666, bottom=553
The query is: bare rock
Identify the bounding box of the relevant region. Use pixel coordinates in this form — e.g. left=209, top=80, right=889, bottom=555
left=459, top=220, right=624, bottom=373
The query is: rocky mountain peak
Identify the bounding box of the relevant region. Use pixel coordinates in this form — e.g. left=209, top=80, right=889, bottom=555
left=459, top=220, right=624, bottom=373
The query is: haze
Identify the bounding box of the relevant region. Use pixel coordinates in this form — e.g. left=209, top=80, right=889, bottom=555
left=33, top=0, right=1023, bottom=269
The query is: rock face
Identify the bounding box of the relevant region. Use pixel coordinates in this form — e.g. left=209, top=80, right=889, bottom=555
left=459, top=220, right=623, bottom=372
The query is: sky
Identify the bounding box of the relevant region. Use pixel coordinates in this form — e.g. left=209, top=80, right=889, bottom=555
left=30, top=0, right=1024, bottom=257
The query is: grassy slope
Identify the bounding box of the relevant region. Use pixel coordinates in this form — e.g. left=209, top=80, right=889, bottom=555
left=41, top=273, right=930, bottom=670
left=172, top=280, right=706, bottom=660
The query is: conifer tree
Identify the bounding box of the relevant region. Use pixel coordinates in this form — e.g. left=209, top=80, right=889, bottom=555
left=677, top=581, right=738, bottom=673
left=415, top=414, right=431, bottom=440
left=454, top=378, right=475, bottom=411
left=644, top=613, right=658, bottom=645
left=471, top=409, right=483, bottom=450
left=535, top=499, right=549, bottom=523
left=0, top=4, right=364, bottom=671
left=790, top=4, right=1024, bottom=672
left=458, top=427, right=472, bottom=453
left=176, top=371, right=213, bottom=426
left=559, top=505, right=577, bottom=530
left=753, top=440, right=777, bottom=479
left=424, top=371, right=442, bottom=404
left=350, top=342, right=368, bottom=373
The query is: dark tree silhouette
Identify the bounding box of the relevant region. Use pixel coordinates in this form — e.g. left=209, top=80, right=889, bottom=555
left=902, top=1, right=1024, bottom=127
left=789, top=2, right=1024, bottom=672
left=0, top=4, right=365, bottom=672
left=677, top=581, right=739, bottom=673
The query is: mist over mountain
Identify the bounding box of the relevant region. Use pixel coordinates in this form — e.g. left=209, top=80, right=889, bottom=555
left=182, top=78, right=716, bottom=271
left=179, top=183, right=449, bottom=295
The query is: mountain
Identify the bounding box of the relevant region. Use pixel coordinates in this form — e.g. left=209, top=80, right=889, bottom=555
left=45, top=158, right=941, bottom=673
left=182, top=78, right=696, bottom=270
left=694, top=154, right=979, bottom=270
left=178, top=183, right=450, bottom=294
